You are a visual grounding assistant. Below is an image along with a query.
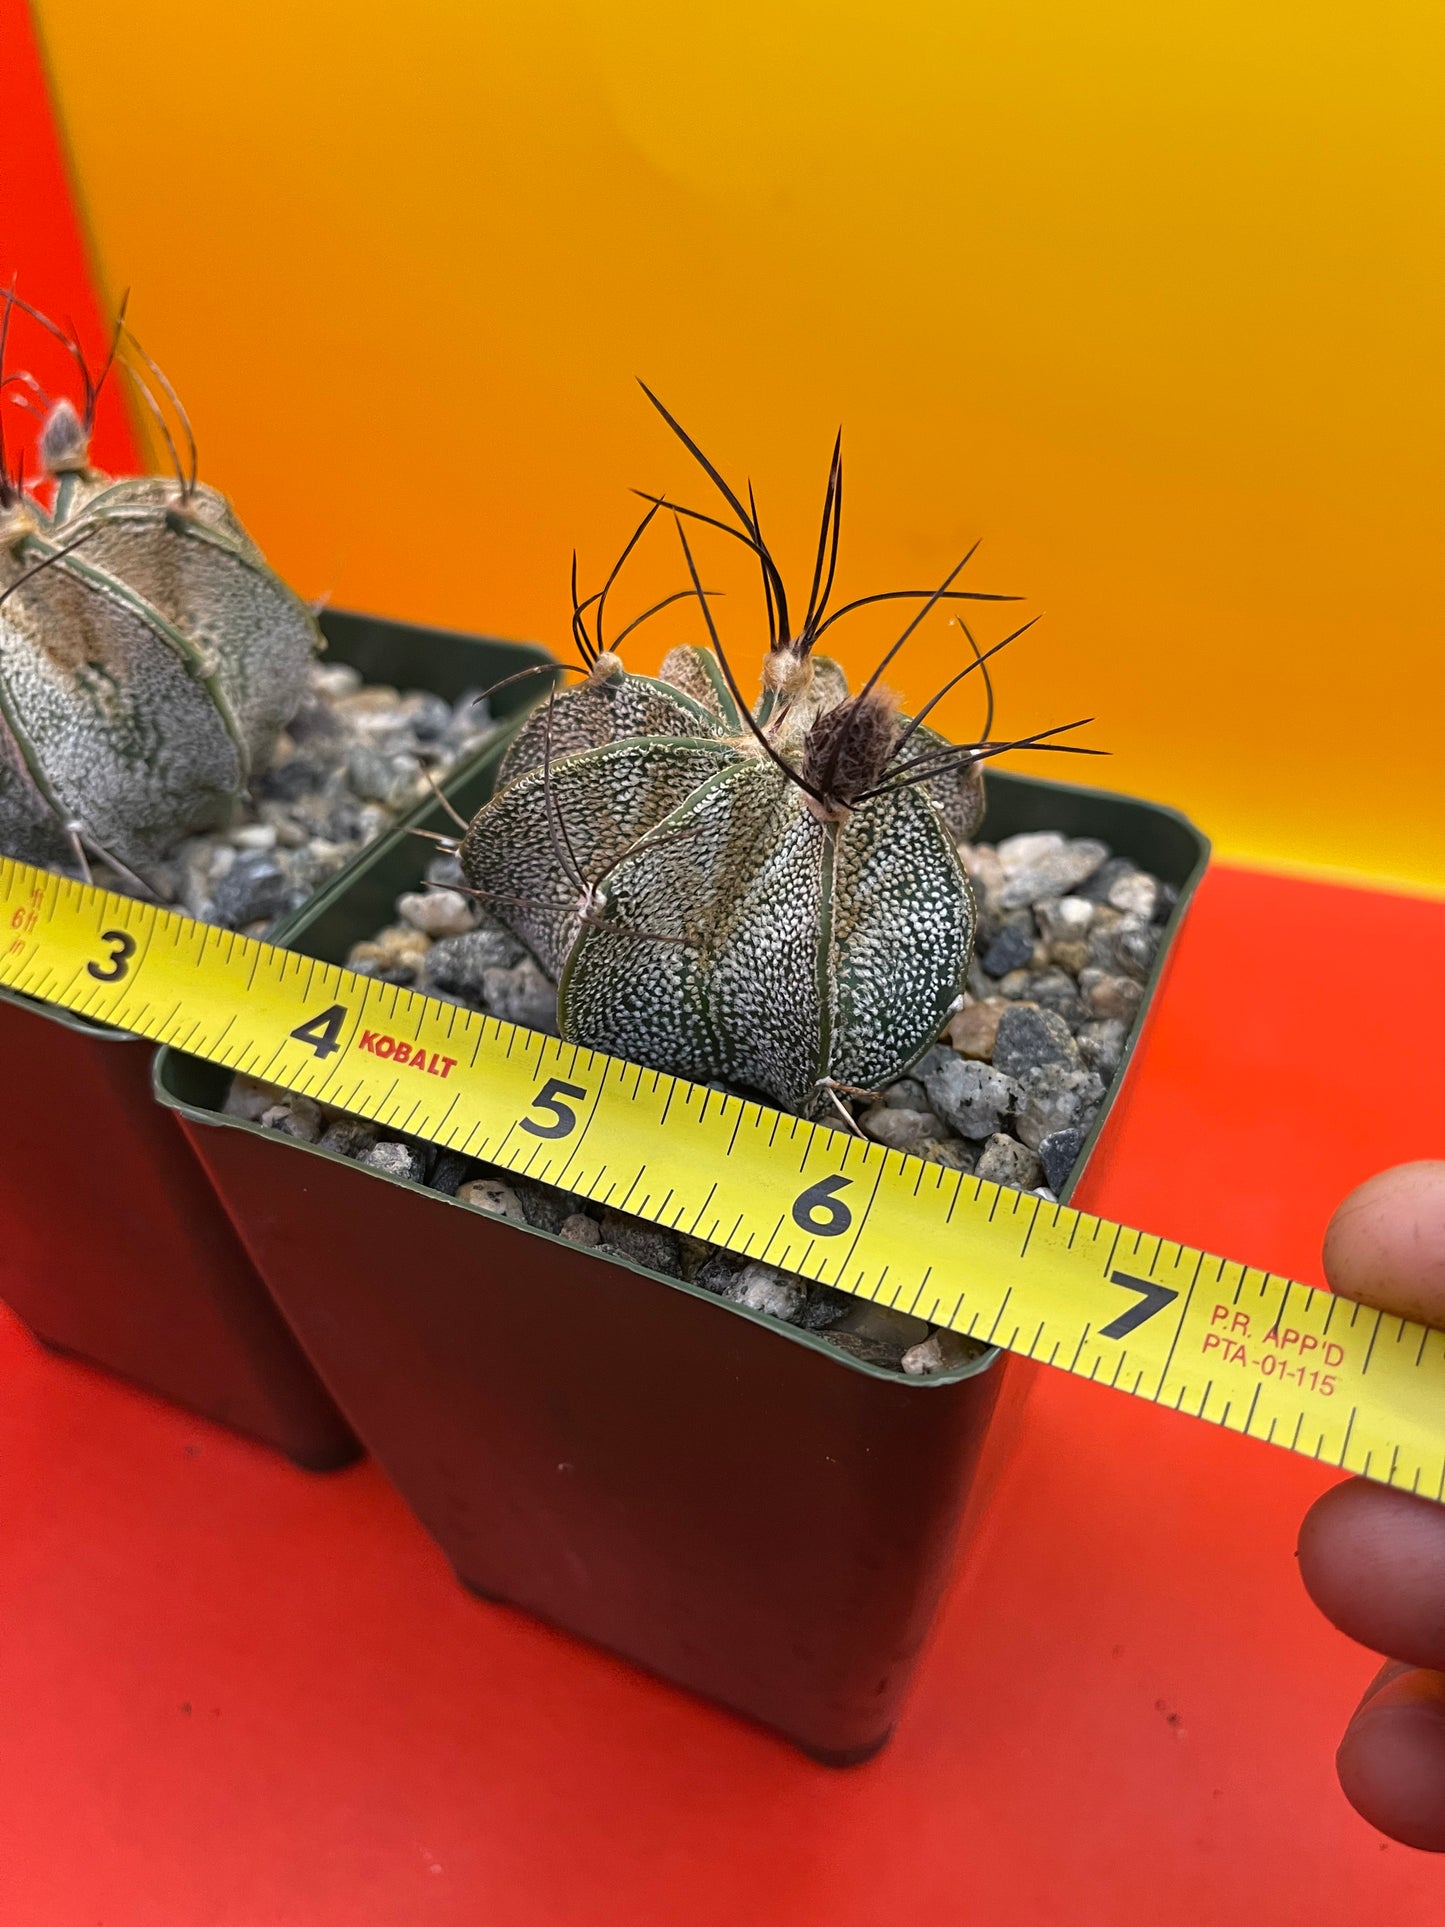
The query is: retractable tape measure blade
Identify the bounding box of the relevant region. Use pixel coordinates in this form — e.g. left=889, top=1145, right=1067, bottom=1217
left=4, top=854, right=1442, bottom=1498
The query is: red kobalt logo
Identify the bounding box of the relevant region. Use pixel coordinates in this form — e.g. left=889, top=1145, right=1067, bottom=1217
left=358, top=1030, right=458, bottom=1079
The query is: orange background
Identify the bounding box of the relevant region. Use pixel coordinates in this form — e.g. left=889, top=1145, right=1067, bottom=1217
left=29, top=0, right=1445, bottom=890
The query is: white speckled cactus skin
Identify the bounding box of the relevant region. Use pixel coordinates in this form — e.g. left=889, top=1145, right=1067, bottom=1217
left=0, top=376, right=320, bottom=879
left=463, top=645, right=978, bottom=1114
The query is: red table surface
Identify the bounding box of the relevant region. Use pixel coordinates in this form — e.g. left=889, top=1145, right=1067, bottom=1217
left=4, top=9, right=1445, bottom=1917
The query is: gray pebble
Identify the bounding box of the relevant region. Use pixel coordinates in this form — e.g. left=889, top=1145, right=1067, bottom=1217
left=1079, top=969, right=1144, bottom=1024
left=312, top=662, right=363, bottom=699
left=513, top=1178, right=579, bottom=1235
left=559, top=1213, right=601, bottom=1247
left=959, top=842, right=1005, bottom=905
left=1088, top=915, right=1157, bottom=983
left=975, top=1133, right=1044, bottom=1191
left=1079, top=856, right=1138, bottom=904
left=222, top=1075, right=276, bottom=1123
left=481, top=958, right=559, bottom=1032
left=361, top=1141, right=429, bottom=1183
left=402, top=691, right=454, bottom=741
left=859, top=1105, right=945, bottom=1149
left=694, top=1251, right=746, bottom=1296
left=995, top=831, right=1063, bottom=870
left=913, top=1137, right=977, bottom=1173
left=1113, top=920, right=1159, bottom=982
left=318, top=1116, right=381, bottom=1159
left=1107, top=871, right=1159, bottom=920
left=1017, top=967, right=1087, bottom=1030
left=996, top=834, right=1108, bottom=909
left=600, top=1211, right=683, bottom=1278
left=966, top=960, right=1000, bottom=1001
left=254, top=750, right=334, bottom=804
left=991, top=1004, right=1080, bottom=1078
left=346, top=745, right=399, bottom=804
left=981, top=921, right=1034, bottom=976
left=259, top=1096, right=325, bottom=1143
left=823, top=1331, right=914, bottom=1370
left=881, top=1076, right=930, bottom=1111
left=1013, top=1063, right=1105, bottom=1151
left=1077, top=1017, right=1129, bottom=1078
left=921, top=1053, right=1019, bottom=1139
left=425, top=851, right=467, bottom=890
left=426, top=1149, right=476, bottom=1196
left=835, top=1302, right=932, bottom=1351
left=1035, top=895, right=1095, bottom=946
left=422, top=923, right=528, bottom=1000
left=798, top=1284, right=855, bottom=1331
left=211, top=851, right=293, bottom=928
left=1038, top=1127, right=1085, bottom=1194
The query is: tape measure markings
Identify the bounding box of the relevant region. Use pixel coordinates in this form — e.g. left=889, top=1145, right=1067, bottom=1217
left=4, top=852, right=1444, bottom=1499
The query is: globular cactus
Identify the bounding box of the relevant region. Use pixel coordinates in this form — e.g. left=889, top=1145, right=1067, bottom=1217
left=0, top=296, right=320, bottom=882
left=463, top=394, right=1094, bottom=1115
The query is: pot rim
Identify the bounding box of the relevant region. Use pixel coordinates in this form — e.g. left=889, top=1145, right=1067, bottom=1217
left=154, top=745, right=1211, bottom=1393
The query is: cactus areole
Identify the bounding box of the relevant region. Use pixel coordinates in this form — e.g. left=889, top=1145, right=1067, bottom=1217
left=463, top=392, right=1095, bottom=1115
left=0, top=296, right=319, bottom=882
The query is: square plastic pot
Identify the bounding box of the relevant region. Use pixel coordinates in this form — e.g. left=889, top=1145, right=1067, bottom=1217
left=0, top=609, right=550, bottom=1466
left=155, top=766, right=1208, bottom=1750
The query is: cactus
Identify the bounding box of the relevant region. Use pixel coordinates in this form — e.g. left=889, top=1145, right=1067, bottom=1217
left=463, top=396, right=1094, bottom=1115
left=0, top=297, right=319, bottom=882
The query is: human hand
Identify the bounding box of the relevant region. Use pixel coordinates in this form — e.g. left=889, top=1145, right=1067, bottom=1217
left=1297, top=1161, right=1445, bottom=1850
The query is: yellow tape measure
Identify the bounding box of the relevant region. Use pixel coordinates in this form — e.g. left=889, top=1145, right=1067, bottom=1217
left=3, top=853, right=1441, bottom=1497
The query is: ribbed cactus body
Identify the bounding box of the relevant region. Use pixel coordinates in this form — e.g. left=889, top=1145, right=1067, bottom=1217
left=462, top=652, right=978, bottom=1114
left=0, top=465, right=319, bottom=876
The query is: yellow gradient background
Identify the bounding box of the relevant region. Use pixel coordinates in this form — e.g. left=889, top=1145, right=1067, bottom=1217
left=35, top=1, right=1445, bottom=889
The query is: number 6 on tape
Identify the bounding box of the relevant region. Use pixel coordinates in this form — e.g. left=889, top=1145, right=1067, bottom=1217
left=792, top=1175, right=854, bottom=1237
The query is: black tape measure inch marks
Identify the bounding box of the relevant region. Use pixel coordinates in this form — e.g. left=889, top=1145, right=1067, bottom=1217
left=3, top=855, right=1441, bottom=1499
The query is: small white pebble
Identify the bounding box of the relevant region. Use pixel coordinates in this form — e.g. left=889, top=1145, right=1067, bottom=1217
left=222, top=1075, right=277, bottom=1123
left=347, top=924, right=430, bottom=969
left=229, top=823, right=278, bottom=851
left=728, top=1263, right=806, bottom=1321
left=259, top=1097, right=324, bottom=1143
left=457, top=1178, right=527, bottom=1223
left=1107, top=871, right=1159, bottom=920
left=995, top=830, right=1065, bottom=872
left=1036, top=894, right=1094, bottom=944
left=311, top=662, right=363, bottom=698
left=902, top=1329, right=982, bottom=1377
left=397, top=889, right=475, bottom=938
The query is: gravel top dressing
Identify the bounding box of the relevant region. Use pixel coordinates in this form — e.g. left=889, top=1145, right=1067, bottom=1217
left=54, top=660, right=501, bottom=931
left=227, top=821, right=1174, bottom=1378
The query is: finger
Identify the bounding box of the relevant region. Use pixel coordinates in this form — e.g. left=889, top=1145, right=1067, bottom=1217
left=1337, top=1663, right=1445, bottom=1852
left=1300, top=1479, right=1445, bottom=1670
left=1322, top=1160, right=1445, bottom=1325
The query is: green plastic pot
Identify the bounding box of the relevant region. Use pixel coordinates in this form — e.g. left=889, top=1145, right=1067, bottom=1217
left=156, top=759, right=1208, bottom=1750
left=0, top=611, right=549, bottom=1464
